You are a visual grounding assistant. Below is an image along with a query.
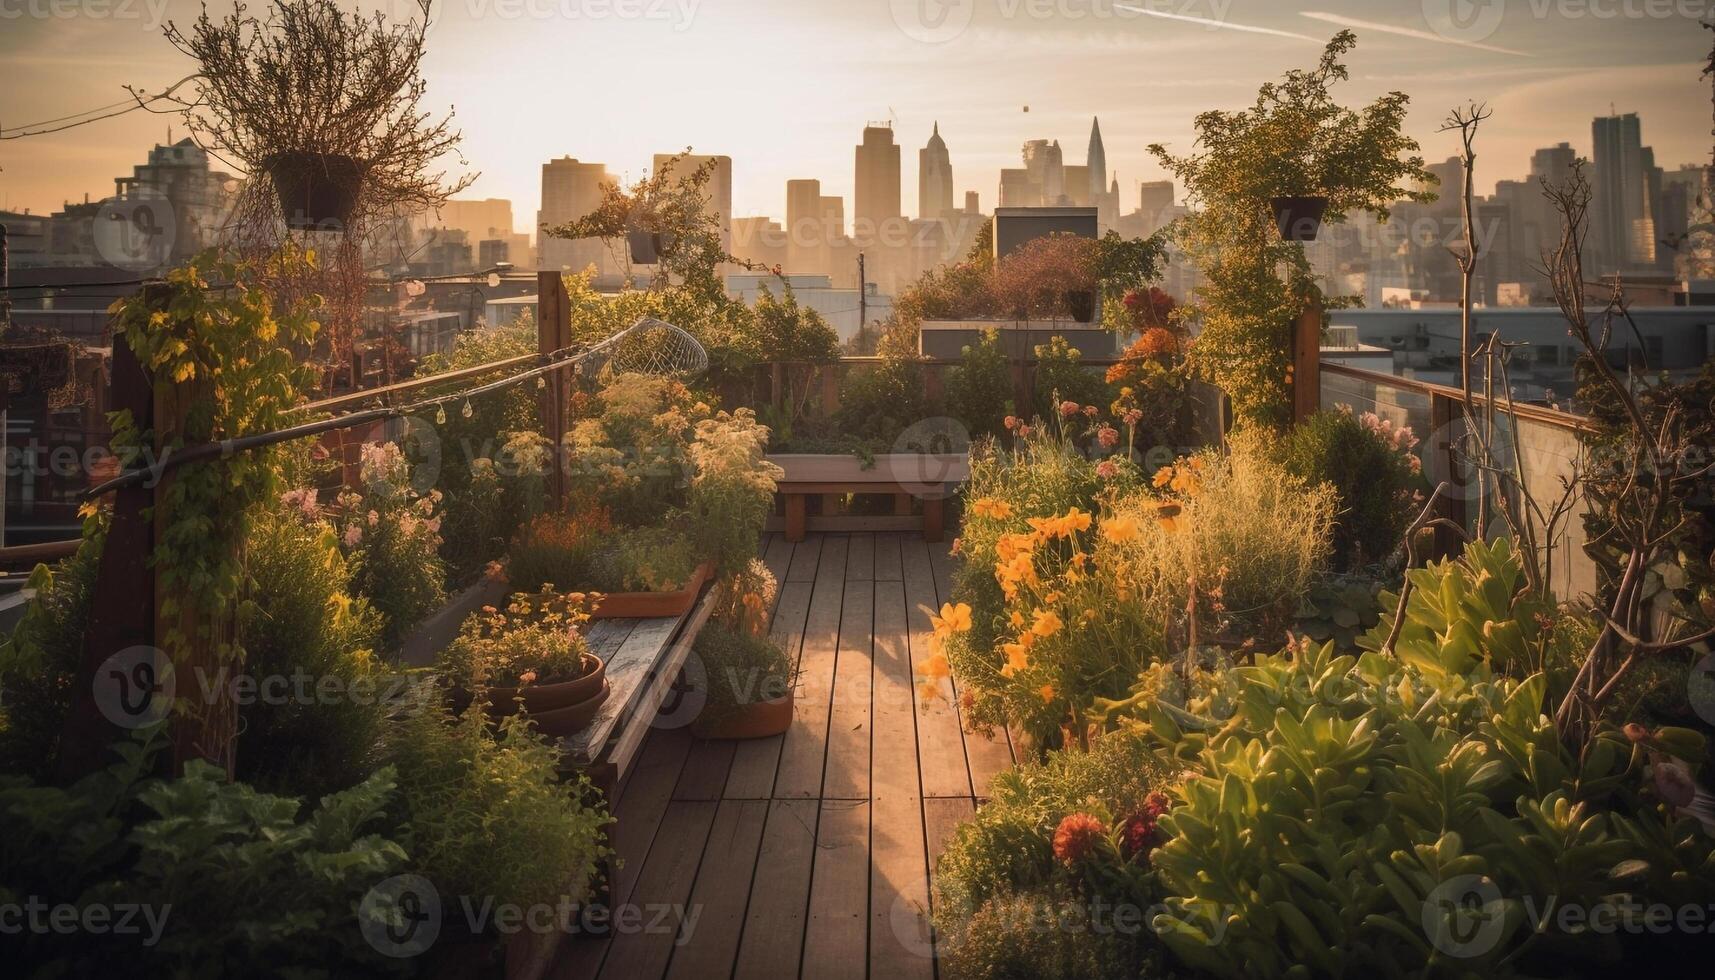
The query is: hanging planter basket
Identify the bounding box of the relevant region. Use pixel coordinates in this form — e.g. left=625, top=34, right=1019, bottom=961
left=627, top=229, right=661, bottom=264
left=265, top=151, right=367, bottom=231
left=1064, top=290, right=1096, bottom=324
left=1271, top=196, right=1329, bottom=242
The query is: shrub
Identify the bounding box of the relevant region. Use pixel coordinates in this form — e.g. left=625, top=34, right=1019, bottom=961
left=834, top=355, right=932, bottom=448
left=944, top=328, right=1015, bottom=441
left=337, top=442, right=447, bottom=651
left=686, top=409, right=782, bottom=577
left=563, top=372, right=703, bottom=526
left=939, top=884, right=1153, bottom=980
left=1031, top=336, right=1111, bottom=421
left=436, top=587, right=597, bottom=690
left=590, top=523, right=701, bottom=593
left=1278, top=406, right=1422, bottom=570
left=382, top=693, right=609, bottom=916
left=505, top=506, right=613, bottom=594
left=0, top=733, right=407, bottom=976
left=0, top=533, right=100, bottom=782
left=235, top=500, right=387, bottom=798
left=1111, top=637, right=1715, bottom=978
left=691, top=620, right=793, bottom=734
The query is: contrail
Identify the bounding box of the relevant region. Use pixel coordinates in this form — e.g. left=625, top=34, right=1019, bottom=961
left=1113, top=4, right=1322, bottom=42
left=1300, top=11, right=1534, bottom=57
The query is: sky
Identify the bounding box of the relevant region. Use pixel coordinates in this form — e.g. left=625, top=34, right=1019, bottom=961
left=1, top=0, right=1709, bottom=240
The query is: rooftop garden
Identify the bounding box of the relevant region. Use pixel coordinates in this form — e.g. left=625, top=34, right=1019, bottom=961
left=0, top=11, right=1711, bottom=980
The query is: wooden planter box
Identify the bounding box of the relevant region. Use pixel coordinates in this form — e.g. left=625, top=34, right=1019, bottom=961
left=588, top=561, right=714, bottom=619
left=764, top=453, right=970, bottom=543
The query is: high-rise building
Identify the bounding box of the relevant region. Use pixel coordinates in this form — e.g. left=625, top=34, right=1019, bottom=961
left=918, top=122, right=954, bottom=221
left=1086, top=118, right=1118, bottom=229
left=1139, top=181, right=1175, bottom=215
left=854, top=123, right=901, bottom=236
left=1592, top=112, right=1655, bottom=271
left=964, top=190, right=981, bottom=214
left=110, top=137, right=238, bottom=266
left=1022, top=139, right=1065, bottom=205
left=786, top=178, right=841, bottom=274
left=537, top=157, right=613, bottom=278
left=653, top=152, right=733, bottom=252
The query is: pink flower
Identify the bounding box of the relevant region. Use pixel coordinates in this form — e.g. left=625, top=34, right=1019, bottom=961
left=1003, top=415, right=1019, bottom=431
left=1095, top=460, right=1118, bottom=479
left=1123, top=409, right=1143, bottom=427
left=342, top=524, right=363, bottom=548
left=1097, top=426, right=1120, bottom=448
left=1059, top=400, right=1079, bottom=418
left=1082, top=405, right=1098, bottom=419
left=366, top=510, right=380, bottom=527
left=1016, top=424, right=1033, bottom=439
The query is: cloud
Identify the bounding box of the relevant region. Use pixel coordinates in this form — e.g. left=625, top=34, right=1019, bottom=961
left=1299, top=11, right=1534, bottom=57
left=1112, top=4, right=1322, bottom=43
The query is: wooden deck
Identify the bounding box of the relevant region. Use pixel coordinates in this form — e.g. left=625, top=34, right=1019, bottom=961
left=552, top=532, right=1018, bottom=980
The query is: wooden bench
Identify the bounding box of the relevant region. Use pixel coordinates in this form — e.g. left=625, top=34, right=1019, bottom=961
left=766, top=452, right=970, bottom=543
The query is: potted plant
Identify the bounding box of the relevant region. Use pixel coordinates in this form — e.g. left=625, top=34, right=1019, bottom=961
left=991, top=233, right=1101, bottom=322
left=164, top=0, right=474, bottom=230
left=581, top=524, right=714, bottom=619
left=1270, top=195, right=1330, bottom=242
left=436, top=588, right=609, bottom=737
left=691, top=564, right=795, bottom=739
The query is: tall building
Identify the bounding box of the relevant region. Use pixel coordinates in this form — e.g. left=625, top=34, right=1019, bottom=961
left=1592, top=112, right=1655, bottom=271
left=1086, top=117, right=1118, bottom=229
left=1022, top=139, right=1066, bottom=206
left=1139, top=180, right=1175, bottom=216
left=854, top=123, right=901, bottom=236
left=653, top=152, right=733, bottom=252
left=918, top=122, right=954, bottom=221
left=964, top=190, right=981, bottom=214
left=786, top=178, right=835, bottom=274
left=111, top=137, right=238, bottom=266
left=537, top=157, right=613, bottom=278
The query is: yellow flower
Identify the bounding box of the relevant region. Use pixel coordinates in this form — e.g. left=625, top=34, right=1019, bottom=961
left=1061, top=508, right=1092, bottom=534
left=972, top=497, right=1013, bottom=520
left=931, top=602, right=972, bottom=638
left=1101, top=515, right=1140, bottom=543
left=1009, top=610, right=1026, bottom=628
left=1001, top=642, right=1031, bottom=677
left=1031, top=609, right=1063, bottom=638
left=1152, top=466, right=1174, bottom=489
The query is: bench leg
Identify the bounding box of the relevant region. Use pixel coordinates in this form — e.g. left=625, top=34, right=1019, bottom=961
left=923, top=497, right=945, bottom=543
left=785, top=493, right=807, bottom=542
left=893, top=492, right=913, bottom=517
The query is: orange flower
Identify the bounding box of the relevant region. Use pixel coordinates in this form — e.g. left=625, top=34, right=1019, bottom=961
left=1101, top=515, right=1140, bottom=543
left=1038, top=683, right=1057, bottom=703
left=931, top=602, right=972, bottom=638
left=1061, top=508, right=1092, bottom=534
left=1001, top=642, right=1031, bottom=677
left=918, top=652, right=951, bottom=685
left=1009, top=610, right=1026, bottom=628
left=1031, top=609, right=1063, bottom=638
left=971, top=497, right=1013, bottom=520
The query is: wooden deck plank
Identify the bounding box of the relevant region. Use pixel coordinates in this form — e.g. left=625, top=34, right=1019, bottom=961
left=900, top=539, right=974, bottom=799
left=922, top=796, right=977, bottom=945
left=761, top=534, right=794, bottom=593
left=723, top=578, right=813, bottom=800
left=821, top=578, right=874, bottom=801
left=872, top=532, right=903, bottom=582
left=800, top=799, right=870, bottom=980
left=846, top=532, right=875, bottom=581
left=926, top=540, right=1016, bottom=795
left=732, top=798, right=820, bottom=979
left=671, top=738, right=735, bottom=801
left=785, top=534, right=823, bottom=583
left=869, top=579, right=935, bottom=979
left=660, top=799, right=770, bottom=980
left=594, top=800, right=719, bottom=980
left=773, top=537, right=848, bottom=798
left=564, top=615, right=684, bottom=764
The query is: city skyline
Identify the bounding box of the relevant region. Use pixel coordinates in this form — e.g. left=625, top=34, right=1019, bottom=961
left=1, top=1, right=1707, bottom=228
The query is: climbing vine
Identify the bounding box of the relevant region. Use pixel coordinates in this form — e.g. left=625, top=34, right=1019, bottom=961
left=107, top=249, right=321, bottom=662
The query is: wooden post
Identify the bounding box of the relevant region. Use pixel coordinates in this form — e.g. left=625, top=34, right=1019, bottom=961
left=1428, top=391, right=1469, bottom=561
left=784, top=493, right=807, bottom=543
left=55, top=342, right=159, bottom=782
left=1291, top=299, right=1323, bottom=424
left=819, top=364, right=840, bottom=416
left=538, top=271, right=568, bottom=512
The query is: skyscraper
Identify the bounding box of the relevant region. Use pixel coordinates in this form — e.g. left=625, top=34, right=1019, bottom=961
left=1087, top=117, right=1117, bottom=228
left=1592, top=113, right=1655, bottom=270
left=1022, top=139, right=1065, bottom=205
left=918, top=122, right=954, bottom=221
left=854, top=123, right=901, bottom=235
left=537, top=156, right=613, bottom=277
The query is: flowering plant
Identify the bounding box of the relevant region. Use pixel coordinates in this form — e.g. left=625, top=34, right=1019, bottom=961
left=336, top=441, right=447, bottom=649
left=436, top=586, right=598, bottom=690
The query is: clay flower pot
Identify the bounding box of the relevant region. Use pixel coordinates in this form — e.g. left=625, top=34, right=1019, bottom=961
left=265, top=151, right=367, bottom=231
left=525, top=679, right=610, bottom=738
left=486, top=652, right=606, bottom=717
left=588, top=561, right=715, bottom=619
left=1065, top=289, right=1096, bottom=323
left=693, top=689, right=795, bottom=740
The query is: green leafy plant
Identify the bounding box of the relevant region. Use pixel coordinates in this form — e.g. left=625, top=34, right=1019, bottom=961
left=336, top=441, right=448, bottom=651
left=0, top=731, right=408, bottom=976
left=834, top=354, right=933, bottom=449
left=504, top=506, right=613, bottom=595
left=943, top=328, right=1015, bottom=441
left=382, top=693, right=609, bottom=915
left=1292, top=573, right=1386, bottom=650
left=1279, top=406, right=1424, bottom=570
left=0, top=531, right=101, bottom=782
left=686, top=409, right=782, bottom=577
left=591, top=524, right=701, bottom=593
left=690, top=619, right=794, bottom=734
left=1032, top=336, right=1112, bottom=421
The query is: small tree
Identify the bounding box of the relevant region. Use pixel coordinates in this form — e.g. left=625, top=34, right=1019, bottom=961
left=1152, top=30, right=1434, bottom=428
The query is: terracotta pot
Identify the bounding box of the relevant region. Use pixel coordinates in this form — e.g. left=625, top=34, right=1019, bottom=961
left=527, top=679, right=610, bottom=737
left=693, top=689, right=795, bottom=740
left=588, top=561, right=714, bottom=619
left=1270, top=195, right=1329, bottom=242
left=264, top=151, right=366, bottom=231
left=486, top=653, right=606, bottom=717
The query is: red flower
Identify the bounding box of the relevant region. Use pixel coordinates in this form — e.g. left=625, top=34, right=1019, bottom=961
left=1120, top=812, right=1157, bottom=860
left=1052, top=812, right=1106, bottom=864
left=1142, top=791, right=1170, bottom=819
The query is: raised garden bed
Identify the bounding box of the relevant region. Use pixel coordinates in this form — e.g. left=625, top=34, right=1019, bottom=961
left=588, top=560, right=714, bottom=619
